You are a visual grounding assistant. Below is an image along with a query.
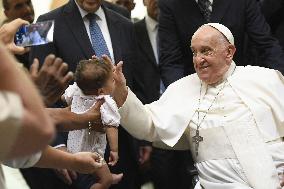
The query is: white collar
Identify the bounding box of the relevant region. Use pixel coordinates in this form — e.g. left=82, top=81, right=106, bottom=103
left=74, top=0, right=104, bottom=20
left=145, top=14, right=158, bottom=32
left=223, top=61, right=236, bottom=80
left=202, top=61, right=236, bottom=87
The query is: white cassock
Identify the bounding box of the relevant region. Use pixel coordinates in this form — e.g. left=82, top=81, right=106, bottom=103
left=118, top=61, right=284, bottom=189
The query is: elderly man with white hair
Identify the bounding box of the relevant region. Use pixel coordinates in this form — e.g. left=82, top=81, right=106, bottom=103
left=111, top=23, right=284, bottom=189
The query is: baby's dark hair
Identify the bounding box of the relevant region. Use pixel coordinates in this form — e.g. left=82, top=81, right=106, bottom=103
left=75, top=59, right=112, bottom=95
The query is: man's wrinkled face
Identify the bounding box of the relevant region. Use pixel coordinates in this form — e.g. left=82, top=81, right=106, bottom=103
left=191, top=26, right=234, bottom=85
left=76, top=0, right=102, bottom=12
left=5, top=0, right=34, bottom=23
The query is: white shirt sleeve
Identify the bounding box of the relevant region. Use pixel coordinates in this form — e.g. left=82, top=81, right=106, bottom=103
left=100, top=95, right=120, bottom=127
left=63, top=83, right=79, bottom=105
left=0, top=92, right=23, bottom=161
left=3, top=151, right=42, bottom=168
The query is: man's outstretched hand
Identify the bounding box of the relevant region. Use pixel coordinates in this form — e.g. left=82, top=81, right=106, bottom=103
left=112, top=60, right=128, bottom=107
left=91, top=54, right=128, bottom=107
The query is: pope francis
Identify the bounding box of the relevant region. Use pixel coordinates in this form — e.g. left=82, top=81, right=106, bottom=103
left=111, top=23, right=284, bottom=189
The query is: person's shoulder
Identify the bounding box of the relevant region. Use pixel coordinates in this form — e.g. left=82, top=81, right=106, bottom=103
left=104, top=7, right=132, bottom=25
left=168, top=73, right=199, bottom=89
left=240, top=65, right=278, bottom=74
left=103, top=1, right=130, bottom=19
left=37, top=5, right=65, bottom=21
left=159, top=0, right=175, bottom=7
left=235, top=65, right=282, bottom=82
left=134, top=18, right=145, bottom=27
left=133, top=18, right=145, bottom=33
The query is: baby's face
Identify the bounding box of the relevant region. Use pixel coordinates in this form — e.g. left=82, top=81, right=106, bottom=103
left=102, top=73, right=115, bottom=95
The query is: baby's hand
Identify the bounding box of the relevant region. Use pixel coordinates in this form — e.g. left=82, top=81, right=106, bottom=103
left=108, top=151, right=119, bottom=166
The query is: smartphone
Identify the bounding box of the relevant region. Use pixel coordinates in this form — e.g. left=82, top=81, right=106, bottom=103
left=14, top=20, right=54, bottom=47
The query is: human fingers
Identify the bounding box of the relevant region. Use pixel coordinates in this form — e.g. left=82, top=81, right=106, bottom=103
left=113, top=61, right=124, bottom=82
left=101, top=54, right=113, bottom=64
left=115, top=61, right=123, bottom=73
left=86, top=99, right=104, bottom=120
left=9, top=18, right=29, bottom=34
left=54, top=169, right=73, bottom=185
left=62, top=71, right=74, bottom=85
left=139, top=147, right=145, bottom=164
left=52, top=57, right=64, bottom=71
left=29, top=58, right=39, bottom=77
left=91, top=55, right=99, bottom=60
left=8, top=45, right=29, bottom=55
left=0, top=19, right=29, bottom=54
left=109, top=152, right=119, bottom=166
left=108, top=157, right=118, bottom=166
left=93, top=99, right=104, bottom=110
left=41, top=54, right=56, bottom=70
left=58, top=62, right=69, bottom=76
left=91, top=153, right=103, bottom=168
left=68, top=170, right=77, bottom=180
left=0, top=18, right=29, bottom=40
left=72, top=152, right=103, bottom=174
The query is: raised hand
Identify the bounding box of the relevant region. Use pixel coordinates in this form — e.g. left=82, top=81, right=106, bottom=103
left=112, top=60, right=128, bottom=107
left=139, top=145, right=152, bottom=165
left=30, top=54, right=73, bottom=107
left=108, top=151, right=119, bottom=166
left=91, top=54, right=128, bottom=107
left=71, top=152, right=103, bottom=174
left=54, top=168, right=77, bottom=185
left=0, top=18, right=30, bottom=55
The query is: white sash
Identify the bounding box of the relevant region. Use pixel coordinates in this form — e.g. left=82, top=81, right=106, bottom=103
left=224, top=120, right=280, bottom=189
left=187, top=119, right=280, bottom=189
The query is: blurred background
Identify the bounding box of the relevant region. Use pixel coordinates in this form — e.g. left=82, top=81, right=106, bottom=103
left=0, top=0, right=146, bottom=23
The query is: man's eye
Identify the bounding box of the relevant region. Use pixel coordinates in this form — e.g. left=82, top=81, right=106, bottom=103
left=202, top=49, right=212, bottom=56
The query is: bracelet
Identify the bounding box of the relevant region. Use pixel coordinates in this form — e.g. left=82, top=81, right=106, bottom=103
left=88, top=121, right=106, bottom=134
left=88, top=121, right=92, bottom=135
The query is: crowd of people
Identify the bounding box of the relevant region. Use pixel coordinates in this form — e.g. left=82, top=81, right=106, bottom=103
left=1, top=0, right=284, bottom=189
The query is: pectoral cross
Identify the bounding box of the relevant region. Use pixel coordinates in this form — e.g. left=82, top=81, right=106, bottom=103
left=192, top=130, right=203, bottom=156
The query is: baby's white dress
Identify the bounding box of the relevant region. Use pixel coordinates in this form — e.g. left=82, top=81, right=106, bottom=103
left=63, top=83, right=120, bottom=156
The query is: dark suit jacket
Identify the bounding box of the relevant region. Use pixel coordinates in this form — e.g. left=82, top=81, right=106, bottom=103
left=261, top=0, right=284, bottom=49
left=30, top=1, right=135, bottom=83
left=134, top=18, right=160, bottom=104
left=103, top=0, right=130, bottom=19
left=159, top=0, right=284, bottom=86
left=29, top=1, right=140, bottom=188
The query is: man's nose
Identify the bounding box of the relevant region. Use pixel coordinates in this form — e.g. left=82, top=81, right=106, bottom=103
left=193, top=55, right=205, bottom=65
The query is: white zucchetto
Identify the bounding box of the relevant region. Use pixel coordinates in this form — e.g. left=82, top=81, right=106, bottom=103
left=204, top=23, right=234, bottom=45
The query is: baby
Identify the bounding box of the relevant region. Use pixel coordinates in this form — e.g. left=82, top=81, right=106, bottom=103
left=63, top=58, right=123, bottom=189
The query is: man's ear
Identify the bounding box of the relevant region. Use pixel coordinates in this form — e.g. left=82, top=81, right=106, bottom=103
left=226, top=44, right=236, bottom=59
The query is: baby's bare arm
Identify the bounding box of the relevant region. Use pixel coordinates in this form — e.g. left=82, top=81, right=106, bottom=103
left=106, top=127, right=118, bottom=152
